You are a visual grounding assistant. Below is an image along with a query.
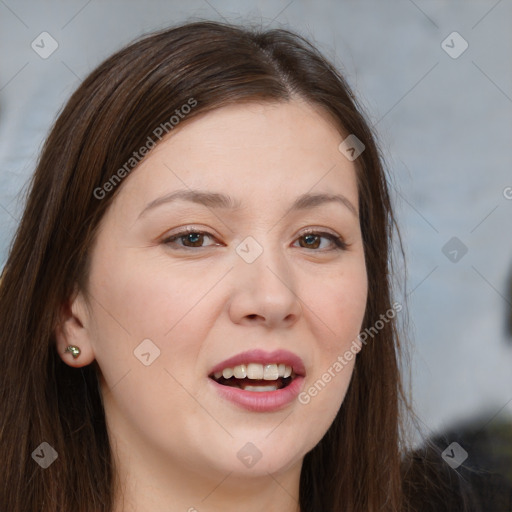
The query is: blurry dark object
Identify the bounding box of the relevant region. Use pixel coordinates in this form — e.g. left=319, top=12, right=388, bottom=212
left=402, top=418, right=512, bottom=511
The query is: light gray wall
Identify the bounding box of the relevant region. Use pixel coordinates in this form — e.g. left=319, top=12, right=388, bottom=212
left=1, top=0, right=511, bottom=444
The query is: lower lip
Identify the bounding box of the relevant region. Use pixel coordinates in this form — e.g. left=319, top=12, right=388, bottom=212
left=208, top=376, right=305, bottom=412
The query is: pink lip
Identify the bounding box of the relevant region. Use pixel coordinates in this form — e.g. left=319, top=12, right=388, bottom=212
left=208, top=349, right=306, bottom=377
left=208, top=349, right=306, bottom=412
left=208, top=375, right=306, bottom=412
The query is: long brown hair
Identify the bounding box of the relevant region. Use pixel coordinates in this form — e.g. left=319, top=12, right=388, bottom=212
left=0, top=20, right=412, bottom=511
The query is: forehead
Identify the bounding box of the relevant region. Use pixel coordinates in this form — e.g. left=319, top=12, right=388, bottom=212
left=113, top=100, right=359, bottom=218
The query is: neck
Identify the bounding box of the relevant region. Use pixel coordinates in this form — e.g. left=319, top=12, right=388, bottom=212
left=111, top=448, right=302, bottom=512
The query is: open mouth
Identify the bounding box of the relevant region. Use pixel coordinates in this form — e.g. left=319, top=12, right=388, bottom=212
left=209, top=363, right=298, bottom=392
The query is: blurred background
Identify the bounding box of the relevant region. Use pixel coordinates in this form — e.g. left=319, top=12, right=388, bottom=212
left=1, top=0, right=511, bottom=496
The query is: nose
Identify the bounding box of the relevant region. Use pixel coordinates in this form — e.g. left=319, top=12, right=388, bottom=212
left=227, top=244, right=303, bottom=329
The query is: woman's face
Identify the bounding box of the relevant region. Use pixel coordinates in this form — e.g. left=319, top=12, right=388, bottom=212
left=64, top=99, right=367, bottom=485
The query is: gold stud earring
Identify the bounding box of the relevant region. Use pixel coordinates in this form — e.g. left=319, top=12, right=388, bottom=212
left=65, top=345, right=81, bottom=359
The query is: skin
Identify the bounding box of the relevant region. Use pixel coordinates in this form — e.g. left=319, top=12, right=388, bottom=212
left=56, top=99, right=368, bottom=512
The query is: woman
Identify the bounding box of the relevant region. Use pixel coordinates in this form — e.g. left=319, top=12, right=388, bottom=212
left=0, top=20, right=474, bottom=512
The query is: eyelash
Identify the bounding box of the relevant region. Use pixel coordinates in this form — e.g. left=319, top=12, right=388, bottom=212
left=162, top=227, right=348, bottom=252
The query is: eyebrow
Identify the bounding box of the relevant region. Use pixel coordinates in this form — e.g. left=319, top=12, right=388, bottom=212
left=138, top=189, right=358, bottom=219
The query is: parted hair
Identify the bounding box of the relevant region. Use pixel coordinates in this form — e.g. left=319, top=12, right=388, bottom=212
left=0, top=19, right=424, bottom=511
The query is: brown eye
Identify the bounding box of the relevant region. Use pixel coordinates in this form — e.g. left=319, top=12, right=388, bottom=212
left=299, top=234, right=321, bottom=249
left=163, top=230, right=217, bottom=249
left=295, top=231, right=347, bottom=251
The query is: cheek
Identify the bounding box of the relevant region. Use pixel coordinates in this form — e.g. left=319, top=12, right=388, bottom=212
left=295, top=260, right=366, bottom=424
left=308, top=259, right=368, bottom=354
left=91, top=249, right=213, bottom=337
left=87, top=252, right=220, bottom=385
left=87, top=256, right=219, bottom=452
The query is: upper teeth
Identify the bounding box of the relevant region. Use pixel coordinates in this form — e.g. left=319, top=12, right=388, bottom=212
left=214, top=363, right=293, bottom=380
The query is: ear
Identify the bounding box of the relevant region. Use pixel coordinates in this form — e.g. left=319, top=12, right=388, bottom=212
left=54, top=287, right=96, bottom=368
